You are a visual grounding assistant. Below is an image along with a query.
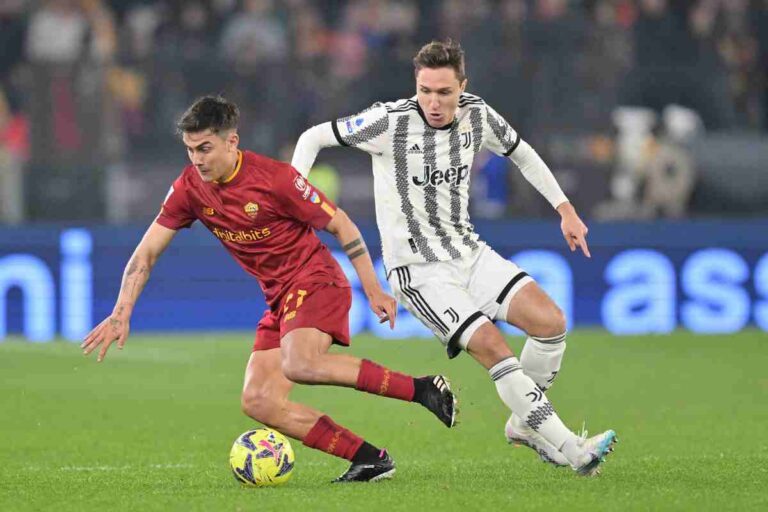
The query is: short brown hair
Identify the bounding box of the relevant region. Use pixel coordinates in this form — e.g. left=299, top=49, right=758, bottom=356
left=176, top=95, right=239, bottom=135
left=413, top=39, right=466, bottom=81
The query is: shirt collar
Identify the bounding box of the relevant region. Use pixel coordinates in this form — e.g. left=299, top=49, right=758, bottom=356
left=218, top=150, right=243, bottom=185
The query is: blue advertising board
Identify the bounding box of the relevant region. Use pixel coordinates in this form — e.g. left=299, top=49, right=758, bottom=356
left=1, top=220, right=767, bottom=341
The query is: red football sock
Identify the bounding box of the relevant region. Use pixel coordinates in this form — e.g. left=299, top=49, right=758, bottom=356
left=302, top=415, right=365, bottom=461
left=355, top=359, right=415, bottom=401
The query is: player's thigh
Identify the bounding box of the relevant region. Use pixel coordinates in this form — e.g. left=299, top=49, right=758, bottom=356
left=281, top=328, right=333, bottom=357
left=504, top=281, right=566, bottom=337
left=468, top=245, right=534, bottom=320
left=242, top=348, right=293, bottom=410
left=279, top=327, right=334, bottom=377
left=388, top=264, right=487, bottom=359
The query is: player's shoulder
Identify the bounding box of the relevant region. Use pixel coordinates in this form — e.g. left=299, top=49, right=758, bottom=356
left=174, top=164, right=199, bottom=190
left=242, top=150, right=298, bottom=180
left=161, top=165, right=196, bottom=209
left=243, top=151, right=301, bottom=189
left=241, top=149, right=285, bottom=171
left=382, top=96, right=419, bottom=114
left=458, top=92, right=486, bottom=109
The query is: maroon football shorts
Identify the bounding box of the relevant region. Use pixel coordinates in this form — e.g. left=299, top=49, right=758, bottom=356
left=253, top=282, right=352, bottom=351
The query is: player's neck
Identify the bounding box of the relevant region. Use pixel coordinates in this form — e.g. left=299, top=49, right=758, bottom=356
left=217, top=150, right=243, bottom=184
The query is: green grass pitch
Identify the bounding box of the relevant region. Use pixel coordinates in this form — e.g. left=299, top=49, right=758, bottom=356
left=1, top=330, right=767, bottom=511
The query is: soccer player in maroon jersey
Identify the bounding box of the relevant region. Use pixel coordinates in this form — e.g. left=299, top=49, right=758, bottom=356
left=81, top=96, right=456, bottom=483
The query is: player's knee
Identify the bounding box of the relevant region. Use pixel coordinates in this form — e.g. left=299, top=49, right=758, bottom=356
left=241, top=388, right=277, bottom=424
left=280, top=352, right=318, bottom=385
left=528, top=303, right=567, bottom=338
left=546, top=306, right=567, bottom=337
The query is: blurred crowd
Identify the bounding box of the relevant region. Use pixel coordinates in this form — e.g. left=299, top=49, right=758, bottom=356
left=1, top=0, right=768, bottom=223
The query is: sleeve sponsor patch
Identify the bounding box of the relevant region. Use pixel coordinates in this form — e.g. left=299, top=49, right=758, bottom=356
left=294, top=175, right=307, bottom=192
left=345, top=117, right=365, bottom=134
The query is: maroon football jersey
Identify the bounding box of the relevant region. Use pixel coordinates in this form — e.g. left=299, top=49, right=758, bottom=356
left=156, top=150, right=349, bottom=310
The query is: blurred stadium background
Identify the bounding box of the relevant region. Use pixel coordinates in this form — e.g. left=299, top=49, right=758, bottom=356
left=1, top=0, right=766, bottom=339
left=2, top=1, right=768, bottom=510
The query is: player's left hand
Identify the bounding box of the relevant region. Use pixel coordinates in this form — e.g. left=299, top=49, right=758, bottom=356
left=367, top=289, right=397, bottom=329
left=558, top=202, right=591, bottom=258
left=81, top=313, right=131, bottom=362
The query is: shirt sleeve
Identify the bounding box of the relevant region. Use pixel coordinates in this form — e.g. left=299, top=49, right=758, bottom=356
left=155, top=176, right=196, bottom=230
left=271, top=162, right=337, bottom=230
left=482, top=103, right=568, bottom=209
left=508, top=140, right=569, bottom=209
left=291, top=122, right=339, bottom=177
left=331, top=102, right=390, bottom=155
left=482, top=104, right=522, bottom=157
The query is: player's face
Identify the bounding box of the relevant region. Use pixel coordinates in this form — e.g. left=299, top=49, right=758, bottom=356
left=182, top=129, right=240, bottom=183
left=416, top=67, right=467, bottom=128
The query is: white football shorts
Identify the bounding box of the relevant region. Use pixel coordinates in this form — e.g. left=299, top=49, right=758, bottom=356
left=387, top=243, right=533, bottom=358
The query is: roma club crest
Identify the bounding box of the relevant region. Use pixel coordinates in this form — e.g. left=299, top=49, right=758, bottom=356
left=244, top=202, right=259, bottom=219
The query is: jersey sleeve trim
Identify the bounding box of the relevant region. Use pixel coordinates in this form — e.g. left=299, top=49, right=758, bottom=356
left=503, top=132, right=522, bottom=156
left=331, top=120, right=349, bottom=147
left=154, top=214, right=183, bottom=231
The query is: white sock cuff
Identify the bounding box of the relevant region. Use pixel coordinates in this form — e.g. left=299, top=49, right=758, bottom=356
left=488, top=356, right=522, bottom=381
left=530, top=332, right=567, bottom=344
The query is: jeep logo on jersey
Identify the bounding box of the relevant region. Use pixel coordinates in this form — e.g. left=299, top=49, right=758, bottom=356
left=412, top=165, right=469, bottom=187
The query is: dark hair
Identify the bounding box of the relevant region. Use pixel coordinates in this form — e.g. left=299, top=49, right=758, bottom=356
left=413, top=39, right=466, bottom=82
left=176, top=95, right=239, bottom=135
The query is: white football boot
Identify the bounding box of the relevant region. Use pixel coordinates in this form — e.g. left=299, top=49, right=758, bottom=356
left=569, top=428, right=618, bottom=477
left=504, top=413, right=569, bottom=467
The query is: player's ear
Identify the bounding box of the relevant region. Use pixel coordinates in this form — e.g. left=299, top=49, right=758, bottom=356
left=227, top=131, right=239, bottom=151
left=459, top=78, right=468, bottom=94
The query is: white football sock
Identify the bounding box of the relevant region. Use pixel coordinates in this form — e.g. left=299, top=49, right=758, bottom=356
left=520, top=333, right=566, bottom=391
left=489, top=357, right=580, bottom=463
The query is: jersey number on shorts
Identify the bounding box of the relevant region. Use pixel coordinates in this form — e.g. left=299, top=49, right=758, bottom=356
left=283, top=289, right=308, bottom=321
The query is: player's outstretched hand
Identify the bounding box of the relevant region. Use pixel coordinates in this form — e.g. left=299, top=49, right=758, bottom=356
left=559, top=204, right=591, bottom=258
left=368, top=288, right=397, bottom=329
left=81, top=313, right=131, bottom=362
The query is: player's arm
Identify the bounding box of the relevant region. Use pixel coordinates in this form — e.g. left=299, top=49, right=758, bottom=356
left=81, top=222, right=178, bottom=361
left=484, top=104, right=590, bottom=257
left=508, top=142, right=590, bottom=258
left=324, top=208, right=397, bottom=329
left=291, top=122, right=340, bottom=177
left=292, top=103, right=390, bottom=177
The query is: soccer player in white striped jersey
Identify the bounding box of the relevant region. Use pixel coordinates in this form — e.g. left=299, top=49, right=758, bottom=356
left=292, top=39, right=616, bottom=476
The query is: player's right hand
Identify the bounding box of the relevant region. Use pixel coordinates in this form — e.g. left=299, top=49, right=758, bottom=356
left=81, top=314, right=131, bottom=362
left=367, top=289, right=397, bottom=330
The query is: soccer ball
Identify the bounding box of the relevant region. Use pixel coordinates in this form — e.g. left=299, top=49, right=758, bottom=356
left=229, top=428, right=295, bottom=487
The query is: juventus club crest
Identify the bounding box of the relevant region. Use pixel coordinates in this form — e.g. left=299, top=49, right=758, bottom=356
left=461, top=132, right=472, bottom=149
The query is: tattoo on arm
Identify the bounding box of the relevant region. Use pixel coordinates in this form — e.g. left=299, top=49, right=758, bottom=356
left=344, top=238, right=368, bottom=260
left=126, top=258, right=139, bottom=276
left=119, top=257, right=151, bottom=300
left=348, top=248, right=368, bottom=260
left=342, top=239, right=362, bottom=252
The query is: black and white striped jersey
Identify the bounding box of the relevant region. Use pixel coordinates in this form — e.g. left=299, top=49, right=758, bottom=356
left=329, top=93, right=523, bottom=270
